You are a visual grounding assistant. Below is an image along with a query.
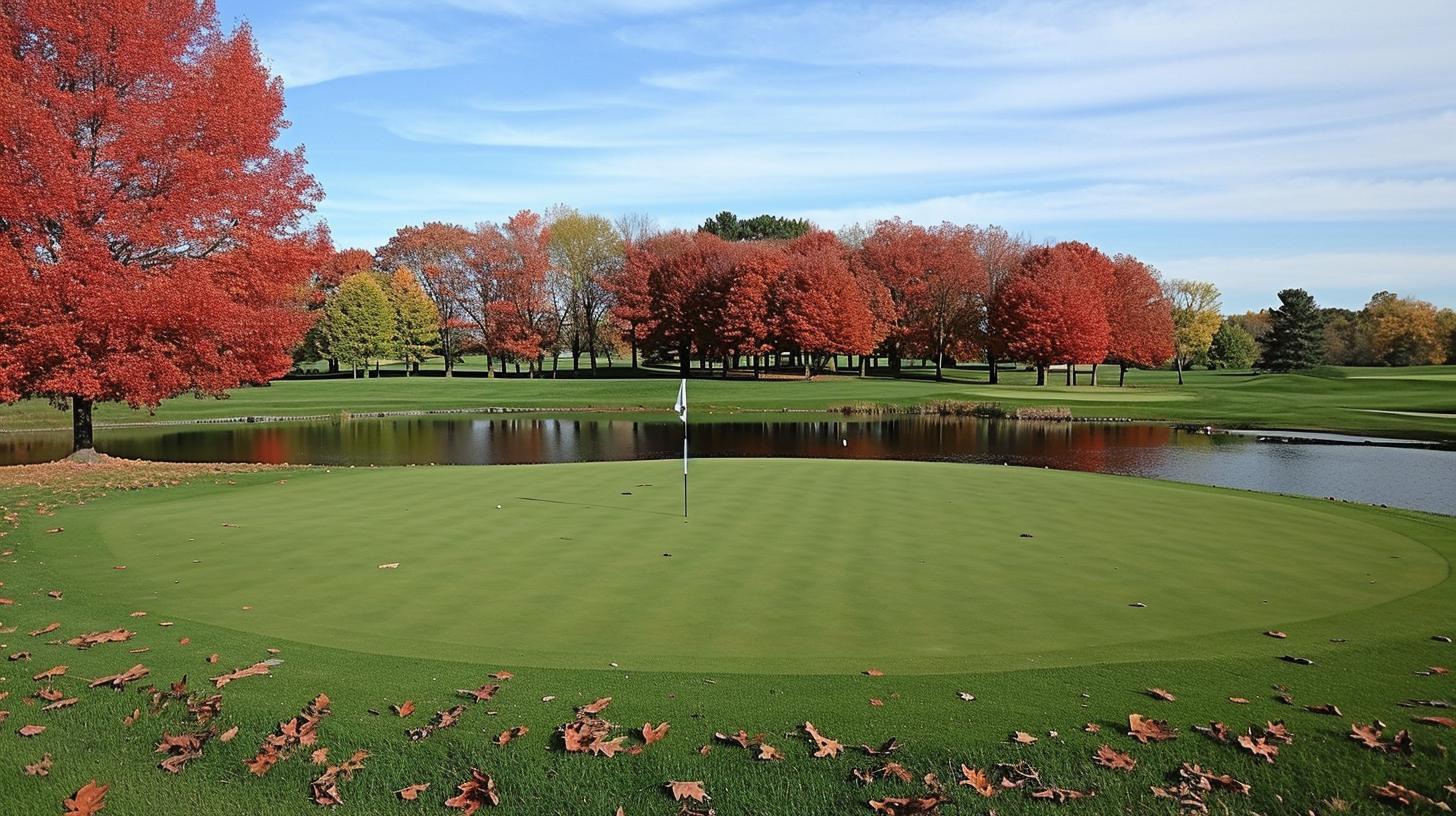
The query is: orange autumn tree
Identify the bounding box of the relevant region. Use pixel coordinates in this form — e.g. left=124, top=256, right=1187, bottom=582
left=996, top=241, right=1116, bottom=385
left=0, top=0, right=328, bottom=453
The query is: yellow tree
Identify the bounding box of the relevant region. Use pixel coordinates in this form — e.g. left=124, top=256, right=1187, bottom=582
left=1164, top=279, right=1221, bottom=384
left=547, top=207, right=624, bottom=373
left=1362, top=292, right=1445, bottom=366
left=385, top=268, right=441, bottom=375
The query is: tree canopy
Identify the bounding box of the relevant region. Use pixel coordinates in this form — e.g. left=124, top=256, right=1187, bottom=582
left=700, top=211, right=813, bottom=241
left=1257, top=288, right=1325, bottom=372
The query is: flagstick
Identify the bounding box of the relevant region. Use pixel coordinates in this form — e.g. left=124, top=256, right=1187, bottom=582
left=682, top=425, right=689, bottom=519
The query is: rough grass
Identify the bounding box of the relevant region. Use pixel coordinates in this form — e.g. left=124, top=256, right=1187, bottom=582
left=2, top=364, right=1454, bottom=441
left=2, top=459, right=1455, bottom=814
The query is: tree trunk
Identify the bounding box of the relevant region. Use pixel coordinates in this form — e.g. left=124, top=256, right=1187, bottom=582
left=1176, top=354, right=1185, bottom=385
left=630, top=328, right=639, bottom=370
left=1090, top=363, right=1098, bottom=386
left=441, top=328, right=453, bottom=378
left=679, top=342, right=691, bottom=377
left=1036, top=364, right=1046, bottom=386
left=987, top=352, right=998, bottom=384
left=859, top=355, right=868, bottom=377
left=753, top=354, right=760, bottom=379
left=72, top=396, right=94, bottom=454
left=1119, top=362, right=1127, bottom=387
left=1065, top=363, right=1072, bottom=386
left=328, top=358, right=339, bottom=374
left=889, top=346, right=902, bottom=377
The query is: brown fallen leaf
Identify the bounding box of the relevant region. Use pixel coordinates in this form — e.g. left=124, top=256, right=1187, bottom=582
left=392, top=700, right=415, bottom=718
left=1237, top=733, right=1279, bottom=763
left=30, top=622, right=60, bottom=637
left=1415, top=716, right=1456, bottom=728
left=860, top=737, right=900, bottom=756
left=1011, top=730, right=1038, bottom=745
left=868, top=794, right=946, bottom=814
left=1031, top=786, right=1095, bottom=803
left=864, top=668, right=885, bottom=676
left=489, top=670, right=514, bottom=681
left=804, top=721, right=844, bottom=758
left=156, top=730, right=211, bottom=774
left=755, top=742, right=784, bottom=761
left=397, top=783, right=429, bottom=801
left=408, top=705, right=465, bottom=741
left=666, top=781, right=709, bottom=803
left=310, top=747, right=329, bottom=765
left=246, top=693, right=331, bottom=777
left=210, top=662, right=269, bottom=688
left=1083, top=722, right=1101, bottom=733
left=1128, top=713, right=1176, bottom=743
left=1264, top=630, right=1287, bottom=639
left=459, top=684, right=500, bottom=703
left=19, top=724, right=46, bottom=737
left=48, top=590, right=63, bottom=599
left=642, top=721, right=669, bottom=745
left=67, top=629, right=134, bottom=649
left=494, top=725, right=529, bottom=746
left=24, top=753, right=53, bottom=776
left=42, top=697, right=78, bottom=712
left=33, top=665, right=67, bottom=681
left=869, top=698, right=884, bottom=707
left=1193, top=721, right=1231, bottom=743
left=378, top=562, right=399, bottom=569
left=1146, top=687, right=1177, bottom=702
left=1228, top=697, right=1250, bottom=704
left=958, top=765, right=996, bottom=797
left=1092, top=744, right=1136, bottom=771
left=579, top=696, right=612, bottom=715
left=9, top=650, right=31, bottom=661
left=206, top=653, right=219, bottom=664
left=1372, top=781, right=1450, bottom=810
left=122, top=709, right=142, bottom=727
left=62, top=780, right=108, bottom=816
left=1304, top=703, right=1342, bottom=716
left=90, top=664, right=150, bottom=690
left=218, top=726, right=238, bottom=743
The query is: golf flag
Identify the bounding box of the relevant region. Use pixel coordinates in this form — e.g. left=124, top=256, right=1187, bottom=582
left=674, top=379, right=688, bottom=517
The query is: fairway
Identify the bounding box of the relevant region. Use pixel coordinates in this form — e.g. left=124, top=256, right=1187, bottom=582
left=70, top=459, right=1444, bottom=674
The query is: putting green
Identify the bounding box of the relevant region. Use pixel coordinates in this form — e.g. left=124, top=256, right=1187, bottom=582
left=69, top=459, right=1443, bottom=674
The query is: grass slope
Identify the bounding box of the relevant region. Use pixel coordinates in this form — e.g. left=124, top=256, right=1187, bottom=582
left=2, top=365, right=1455, bottom=440
left=1, top=460, right=1455, bottom=814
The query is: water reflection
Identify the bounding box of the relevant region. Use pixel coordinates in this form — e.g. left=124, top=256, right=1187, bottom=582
left=1, top=416, right=1451, bottom=514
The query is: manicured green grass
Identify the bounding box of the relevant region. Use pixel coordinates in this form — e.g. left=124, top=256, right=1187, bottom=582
left=2, top=364, right=1455, bottom=440
left=3, top=460, right=1455, bottom=814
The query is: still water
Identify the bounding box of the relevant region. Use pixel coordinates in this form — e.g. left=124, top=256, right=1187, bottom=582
left=2, top=415, right=1452, bottom=514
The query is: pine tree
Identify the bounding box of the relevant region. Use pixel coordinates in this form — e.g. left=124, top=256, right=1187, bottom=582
left=1257, top=289, right=1325, bottom=372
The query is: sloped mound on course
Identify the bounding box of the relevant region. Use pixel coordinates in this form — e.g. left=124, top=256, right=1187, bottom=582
left=66, top=459, right=1442, bottom=673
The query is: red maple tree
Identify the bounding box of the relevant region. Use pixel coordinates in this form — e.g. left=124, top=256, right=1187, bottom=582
left=996, top=242, right=1115, bottom=385
left=1106, top=255, right=1175, bottom=384
left=0, top=0, right=328, bottom=451
left=772, top=231, right=878, bottom=376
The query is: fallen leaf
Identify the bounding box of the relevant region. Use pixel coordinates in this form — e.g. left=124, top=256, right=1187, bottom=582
left=869, top=698, right=884, bottom=707
left=378, top=562, right=399, bottom=569
left=860, top=737, right=900, bottom=756
left=665, top=781, right=709, bottom=803
left=33, top=665, right=68, bottom=681
left=579, top=697, right=612, bottom=715
left=408, top=705, right=465, bottom=741
left=1237, top=733, right=1279, bottom=763
left=122, top=709, right=142, bottom=726
left=494, top=725, right=528, bottom=746
left=958, top=765, right=996, bottom=797
left=1092, top=744, right=1136, bottom=771
left=1372, top=781, right=1450, bottom=810
left=29, top=622, right=60, bottom=637
left=42, top=697, right=78, bottom=712
left=957, top=692, right=975, bottom=701
left=62, top=780, right=108, bottom=816
left=1011, top=730, right=1038, bottom=745
left=1304, top=703, right=1342, bottom=716
left=19, top=724, right=46, bottom=737
left=90, top=664, right=150, bottom=690
left=489, top=670, right=513, bottom=681
left=804, top=721, right=844, bottom=757
left=210, top=662, right=269, bottom=688
left=1228, top=697, right=1250, bottom=704
left=1031, top=786, right=1095, bottom=803
left=1264, top=630, right=1287, bottom=639
left=1415, top=716, right=1456, bottom=728
left=66, top=629, right=134, bottom=649
left=219, top=726, right=238, bottom=743
left=459, top=684, right=500, bottom=703
left=392, top=700, right=415, bottom=718
left=397, top=783, right=429, bottom=801
left=310, top=747, right=329, bottom=765
left=642, top=721, right=669, bottom=745
left=755, top=742, right=784, bottom=761
left=868, top=794, right=946, bottom=814
left=1146, top=688, right=1177, bottom=702
left=1128, top=713, right=1176, bottom=743
left=864, top=668, right=885, bottom=676
left=24, top=753, right=52, bottom=776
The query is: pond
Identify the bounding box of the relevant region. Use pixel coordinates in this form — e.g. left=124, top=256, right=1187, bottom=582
left=2, top=414, right=1453, bottom=514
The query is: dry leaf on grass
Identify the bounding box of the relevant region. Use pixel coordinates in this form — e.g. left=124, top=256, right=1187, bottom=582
left=804, top=721, right=844, bottom=758
left=1093, top=744, right=1137, bottom=771
left=391, top=700, right=415, bottom=718
left=1128, top=713, right=1177, bottom=743
left=642, top=721, right=669, bottom=745
left=666, top=780, right=709, bottom=802
left=210, top=662, right=268, bottom=688
left=62, top=780, right=108, bottom=816
left=396, top=783, right=429, bottom=801
left=1146, top=688, right=1177, bottom=701
left=24, top=753, right=53, bottom=776
left=958, top=765, right=996, bottom=797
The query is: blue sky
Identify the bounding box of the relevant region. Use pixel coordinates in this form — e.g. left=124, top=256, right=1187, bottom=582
left=218, top=0, right=1456, bottom=313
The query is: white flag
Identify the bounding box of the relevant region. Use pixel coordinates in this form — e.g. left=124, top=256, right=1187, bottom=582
left=673, top=378, right=687, bottom=423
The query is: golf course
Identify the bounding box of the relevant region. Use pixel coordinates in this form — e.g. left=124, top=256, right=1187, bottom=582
left=3, top=457, right=1454, bottom=814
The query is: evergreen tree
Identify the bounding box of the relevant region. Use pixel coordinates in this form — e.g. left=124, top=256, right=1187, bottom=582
left=700, top=211, right=811, bottom=241
left=325, top=273, right=395, bottom=377
left=1257, top=288, right=1325, bottom=372
left=1208, top=320, right=1258, bottom=369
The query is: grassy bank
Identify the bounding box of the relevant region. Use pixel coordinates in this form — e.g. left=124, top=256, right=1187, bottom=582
left=3, top=364, right=1455, bottom=441
left=1, top=458, right=1454, bottom=814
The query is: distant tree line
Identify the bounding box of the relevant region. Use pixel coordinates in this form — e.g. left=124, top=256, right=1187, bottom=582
left=294, top=211, right=1456, bottom=383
